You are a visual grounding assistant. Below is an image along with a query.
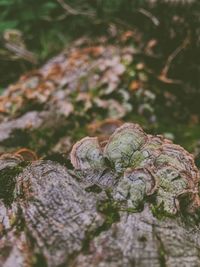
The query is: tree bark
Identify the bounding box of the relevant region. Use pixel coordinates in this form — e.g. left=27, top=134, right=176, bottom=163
left=1, top=158, right=200, bottom=267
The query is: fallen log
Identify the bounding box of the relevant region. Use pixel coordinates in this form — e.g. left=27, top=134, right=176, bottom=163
left=1, top=123, right=200, bottom=267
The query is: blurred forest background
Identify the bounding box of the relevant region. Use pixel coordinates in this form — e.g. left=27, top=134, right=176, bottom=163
left=0, top=0, right=199, bottom=166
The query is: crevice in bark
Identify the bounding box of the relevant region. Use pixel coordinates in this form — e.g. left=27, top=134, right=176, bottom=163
left=81, top=198, right=120, bottom=254
left=155, top=231, right=167, bottom=267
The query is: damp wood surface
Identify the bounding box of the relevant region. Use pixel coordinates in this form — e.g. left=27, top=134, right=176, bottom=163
left=1, top=123, right=200, bottom=267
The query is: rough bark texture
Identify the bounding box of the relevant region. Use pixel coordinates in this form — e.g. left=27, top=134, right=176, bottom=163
left=0, top=123, right=200, bottom=267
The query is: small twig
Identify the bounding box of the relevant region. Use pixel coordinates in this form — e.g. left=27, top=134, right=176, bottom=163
left=161, top=39, right=189, bottom=77
left=158, top=34, right=190, bottom=84
left=138, top=8, right=160, bottom=26
left=42, top=14, right=67, bottom=22
left=113, top=18, right=137, bottom=31
left=57, top=0, right=95, bottom=17
left=5, top=43, right=38, bottom=65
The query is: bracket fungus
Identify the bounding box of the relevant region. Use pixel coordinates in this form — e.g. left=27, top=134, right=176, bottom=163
left=71, top=123, right=200, bottom=215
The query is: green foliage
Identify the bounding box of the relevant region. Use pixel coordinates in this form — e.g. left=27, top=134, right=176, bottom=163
left=0, top=0, right=67, bottom=60
left=0, top=0, right=129, bottom=60
left=0, top=0, right=199, bottom=64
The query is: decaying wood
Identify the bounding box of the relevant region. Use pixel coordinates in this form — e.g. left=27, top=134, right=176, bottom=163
left=1, top=123, right=200, bottom=267
left=0, top=36, right=137, bottom=156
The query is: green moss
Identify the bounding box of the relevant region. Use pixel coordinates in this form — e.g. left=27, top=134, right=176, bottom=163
left=138, top=235, right=147, bottom=242
left=0, top=164, right=25, bottom=206
left=85, top=184, right=102, bottom=194
left=119, top=205, right=144, bottom=213
left=32, top=253, right=48, bottom=267
left=151, top=202, right=176, bottom=220
left=81, top=198, right=120, bottom=254
left=29, top=128, right=52, bottom=149
left=97, top=198, right=120, bottom=226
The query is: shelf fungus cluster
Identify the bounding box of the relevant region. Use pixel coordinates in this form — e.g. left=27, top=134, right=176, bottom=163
left=71, top=123, right=200, bottom=215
